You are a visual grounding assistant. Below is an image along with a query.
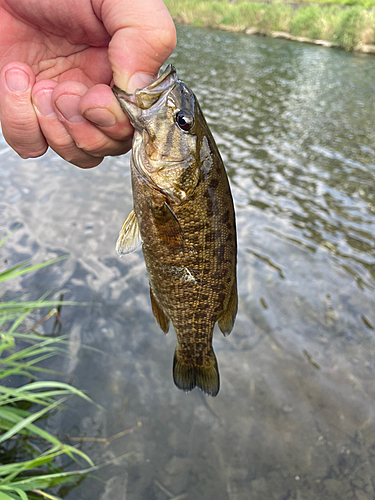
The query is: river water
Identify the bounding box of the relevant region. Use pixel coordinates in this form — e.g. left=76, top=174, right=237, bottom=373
left=1, top=25, right=375, bottom=500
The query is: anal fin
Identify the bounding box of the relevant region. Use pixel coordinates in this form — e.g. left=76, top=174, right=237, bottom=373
left=218, top=280, right=238, bottom=337
left=150, top=288, right=170, bottom=334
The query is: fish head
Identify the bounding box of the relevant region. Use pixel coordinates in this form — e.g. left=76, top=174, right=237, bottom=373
left=113, top=65, right=208, bottom=201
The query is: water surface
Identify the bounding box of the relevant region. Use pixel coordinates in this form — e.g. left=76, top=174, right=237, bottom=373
left=1, top=26, right=375, bottom=500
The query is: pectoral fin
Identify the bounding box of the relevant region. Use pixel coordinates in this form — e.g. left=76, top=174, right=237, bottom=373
left=150, top=288, right=170, bottom=334
left=116, top=209, right=143, bottom=256
left=218, top=280, right=238, bottom=337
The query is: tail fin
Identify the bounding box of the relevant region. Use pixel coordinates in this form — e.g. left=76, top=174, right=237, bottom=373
left=173, top=346, right=220, bottom=397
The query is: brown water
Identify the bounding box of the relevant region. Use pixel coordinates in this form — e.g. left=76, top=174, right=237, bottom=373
left=1, top=25, right=375, bottom=500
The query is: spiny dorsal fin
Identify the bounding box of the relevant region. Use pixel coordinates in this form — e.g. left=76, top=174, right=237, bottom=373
left=116, top=209, right=143, bottom=256
left=218, top=280, right=238, bottom=337
left=150, top=288, right=170, bottom=334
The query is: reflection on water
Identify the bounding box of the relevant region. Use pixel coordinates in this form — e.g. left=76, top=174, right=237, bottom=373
left=1, top=25, right=375, bottom=500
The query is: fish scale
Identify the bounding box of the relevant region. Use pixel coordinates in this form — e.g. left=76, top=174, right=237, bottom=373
left=113, top=65, right=237, bottom=396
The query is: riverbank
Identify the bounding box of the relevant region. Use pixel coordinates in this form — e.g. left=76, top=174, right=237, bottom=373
left=164, top=0, right=375, bottom=52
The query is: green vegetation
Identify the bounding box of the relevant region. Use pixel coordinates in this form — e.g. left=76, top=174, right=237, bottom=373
left=334, top=6, right=367, bottom=48
left=290, top=0, right=375, bottom=6
left=165, top=0, right=375, bottom=50
left=0, top=236, right=96, bottom=500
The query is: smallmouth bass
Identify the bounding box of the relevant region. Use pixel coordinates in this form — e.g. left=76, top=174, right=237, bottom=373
left=113, top=65, right=237, bottom=396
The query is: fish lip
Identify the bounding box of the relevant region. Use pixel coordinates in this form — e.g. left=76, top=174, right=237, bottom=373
left=141, top=64, right=177, bottom=92
left=112, top=64, right=178, bottom=110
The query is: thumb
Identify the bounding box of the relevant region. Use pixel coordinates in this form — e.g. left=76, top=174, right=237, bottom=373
left=96, top=0, right=176, bottom=92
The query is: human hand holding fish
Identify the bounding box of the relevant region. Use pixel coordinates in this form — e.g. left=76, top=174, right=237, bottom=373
left=0, top=0, right=176, bottom=167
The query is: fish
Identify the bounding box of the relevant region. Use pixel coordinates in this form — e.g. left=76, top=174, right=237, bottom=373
left=112, top=65, right=237, bottom=396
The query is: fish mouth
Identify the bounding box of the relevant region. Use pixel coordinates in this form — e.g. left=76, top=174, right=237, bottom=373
left=112, top=64, right=178, bottom=110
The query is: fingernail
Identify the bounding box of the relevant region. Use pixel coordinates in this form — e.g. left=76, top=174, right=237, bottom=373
left=5, top=68, right=30, bottom=92
left=83, top=108, right=117, bottom=127
left=55, top=94, right=85, bottom=123
left=127, top=72, right=155, bottom=93
left=33, top=89, right=56, bottom=117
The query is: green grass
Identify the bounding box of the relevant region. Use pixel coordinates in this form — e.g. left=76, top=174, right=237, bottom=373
left=333, top=5, right=366, bottom=48
left=0, top=235, right=97, bottom=500
left=292, top=0, right=375, bottom=7
left=165, top=0, right=375, bottom=49
left=290, top=5, right=325, bottom=38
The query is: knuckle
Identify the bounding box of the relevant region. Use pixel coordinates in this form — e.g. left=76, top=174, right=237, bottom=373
left=3, top=130, right=47, bottom=159
left=74, top=136, right=115, bottom=157
left=59, top=151, right=77, bottom=164
left=49, top=131, right=106, bottom=165
left=4, top=118, right=36, bottom=139
left=110, top=139, right=132, bottom=157
left=69, top=156, right=103, bottom=168
left=51, top=134, right=74, bottom=151
left=49, top=141, right=79, bottom=164
left=160, top=20, right=177, bottom=54
left=19, top=145, right=48, bottom=159
left=145, top=25, right=177, bottom=60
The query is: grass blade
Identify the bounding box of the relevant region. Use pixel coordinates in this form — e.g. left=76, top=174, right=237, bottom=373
left=0, top=257, right=68, bottom=285
left=0, top=397, right=69, bottom=444
left=0, top=490, right=19, bottom=500
left=8, top=452, right=132, bottom=491
left=0, top=301, right=81, bottom=310
left=18, top=382, right=98, bottom=406
left=0, top=488, right=28, bottom=500
left=30, top=490, right=61, bottom=500
left=0, top=229, right=20, bottom=250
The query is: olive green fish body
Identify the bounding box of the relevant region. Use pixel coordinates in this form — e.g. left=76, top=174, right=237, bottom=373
left=113, top=66, right=237, bottom=396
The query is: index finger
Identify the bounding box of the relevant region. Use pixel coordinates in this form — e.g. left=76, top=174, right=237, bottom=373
left=93, top=0, right=176, bottom=92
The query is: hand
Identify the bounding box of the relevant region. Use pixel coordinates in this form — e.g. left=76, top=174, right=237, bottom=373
left=0, top=0, right=176, bottom=167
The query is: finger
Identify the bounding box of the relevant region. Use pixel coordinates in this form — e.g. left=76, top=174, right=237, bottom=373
left=79, top=84, right=133, bottom=141
left=47, top=80, right=133, bottom=166
left=52, top=81, right=132, bottom=157
left=94, top=0, right=177, bottom=91
left=0, top=62, right=47, bottom=158
left=32, top=79, right=103, bottom=168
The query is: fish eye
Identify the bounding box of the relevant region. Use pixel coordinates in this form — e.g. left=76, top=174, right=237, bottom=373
left=175, top=110, right=194, bottom=132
